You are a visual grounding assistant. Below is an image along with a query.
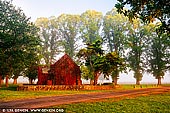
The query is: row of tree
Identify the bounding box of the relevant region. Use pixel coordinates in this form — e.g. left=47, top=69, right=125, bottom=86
left=0, top=1, right=169, bottom=87
left=35, top=9, right=169, bottom=85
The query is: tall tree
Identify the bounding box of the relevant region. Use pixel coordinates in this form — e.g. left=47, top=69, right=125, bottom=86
left=80, top=10, right=103, bottom=44
left=147, top=31, right=170, bottom=85
left=57, top=14, right=81, bottom=58
left=103, top=9, right=129, bottom=85
left=115, top=0, right=170, bottom=33
left=77, top=10, right=103, bottom=85
left=0, top=0, right=40, bottom=86
left=126, top=19, right=151, bottom=85
left=35, top=16, right=60, bottom=66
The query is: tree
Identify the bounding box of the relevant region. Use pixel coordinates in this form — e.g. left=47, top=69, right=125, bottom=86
left=78, top=10, right=103, bottom=85
left=80, top=10, right=103, bottom=44
left=80, top=65, right=94, bottom=84
left=103, top=8, right=129, bottom=84
left=12, top=56, right=25, bottom=84
left=99, top=52, right=126, bottom=85
left=57, top=14, right=81, bottom=58
left=103, top=9, right=128, bottom=53
left=126, top=19, right=151, bottom=85
left=35, top=16, right=60, bottom=66
left=78, top=40, right=126, bottom=85
left=77, top=40, right=104, bottom=85
left=25, top=63, right=38, bottom=84
left=147, top=32, right=170, bottom=85
left=0, top=1, right=40, bottom=86
left=115, top=0, right=170, bottom=33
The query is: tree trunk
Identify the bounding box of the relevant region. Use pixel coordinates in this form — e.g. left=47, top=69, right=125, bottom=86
left=113, top=77, right=118, bottom=85
left=93, top=72, right=100, bottom=85
left=5, top=75, right=9, bottom=87
left=90, top=79, right=94, bottom=85
left=93, top=76, right=97, bottom=85
left=136, top=79, right=140, bottom=85
left=112, top=67, right=119, bottom=85
left=13, top=78, right=17, bottom=84
left=1, top=78, right=4, bottom=85
left=158, top=77, right=161, bottom=85
left=0, top=75, right=2, bottom=86
left=29, top=78, right=33, bottom=84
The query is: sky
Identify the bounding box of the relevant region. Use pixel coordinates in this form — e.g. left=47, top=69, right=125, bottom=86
left=11, top=0, right=117, bottom=22
left=8, top=0, right=170, bottom=84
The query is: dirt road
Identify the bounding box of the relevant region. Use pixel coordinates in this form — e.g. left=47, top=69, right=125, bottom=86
left=0, top=87, right=170, bottom=109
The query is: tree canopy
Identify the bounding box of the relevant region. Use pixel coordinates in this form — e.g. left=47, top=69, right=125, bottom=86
left=77, top=40, right=126, bottom=85
left=0, top=0, right=40, bottom=85
left=35, top=17, right=61, bottom=65
left=80, top=10, right=103, bottom=44
left=146, top=31, right=170, bottom=85
left=115, top=0, right=170, bottom=33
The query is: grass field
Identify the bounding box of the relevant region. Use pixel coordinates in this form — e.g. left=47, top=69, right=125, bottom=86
left=0, top=84, right=112, bottom=101
left=0, top=84, right=169, bottom=102
left=55, top=93, right=170, bottom=113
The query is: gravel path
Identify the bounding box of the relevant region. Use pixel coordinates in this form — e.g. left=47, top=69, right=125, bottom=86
left=0, top=87, right=169, bottom=109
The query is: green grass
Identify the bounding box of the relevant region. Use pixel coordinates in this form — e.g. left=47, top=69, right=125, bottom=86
left=55, top=93, right=170, bottom=113
left=0, top=84, right=168, bottom=102
left=119, top=84, right=160, bottom=90
left=0, top=84, right=112, bottom=102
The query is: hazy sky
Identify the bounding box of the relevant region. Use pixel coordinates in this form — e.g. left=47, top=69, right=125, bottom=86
left=10, top=0, right=170, bottom=84
left=12, top=0, right=117, bottom=22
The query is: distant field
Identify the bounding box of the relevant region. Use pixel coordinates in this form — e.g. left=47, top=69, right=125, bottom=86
left=0, top=84, right=169, bottom=102
left=55, top=92, right=170, bottom=113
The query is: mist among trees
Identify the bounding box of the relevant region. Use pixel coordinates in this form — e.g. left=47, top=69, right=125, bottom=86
left=0, top=0, right=169, bottom=86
